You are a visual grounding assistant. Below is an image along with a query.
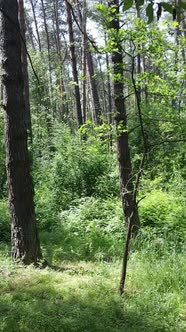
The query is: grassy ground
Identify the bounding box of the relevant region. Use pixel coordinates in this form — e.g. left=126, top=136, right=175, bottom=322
left=0, top=245, right=185, bottom=332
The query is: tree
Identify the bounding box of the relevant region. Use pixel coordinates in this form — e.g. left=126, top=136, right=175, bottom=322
left=18, top=0, right=32, bottom=141
left=65, top=0, right=83, bottom=126
left=108, top=0, right=140, bottom=230
left=0, top=0, right=41, bottom=264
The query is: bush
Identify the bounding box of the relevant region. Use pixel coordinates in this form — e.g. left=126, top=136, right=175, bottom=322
left=0, top=201, right=10, bottom=242
left=138, top=189, right=186, bottom=251
left=34, top=123, right=119, bottom=230
left=40, top=197, right=124, bottom=262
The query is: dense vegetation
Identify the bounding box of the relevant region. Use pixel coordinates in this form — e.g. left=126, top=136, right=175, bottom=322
left=0, top=0, right=186, bottom=331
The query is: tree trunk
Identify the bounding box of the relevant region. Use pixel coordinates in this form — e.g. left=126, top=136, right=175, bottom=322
left=19, top=0, right=32, bottom=142
left=76, top=0, right=101, bottom=125
left=0, top=0, right=41, bottom=264
left=108, top=0, right=140, bottom=233
left=29, top=0, right=42, bottom=51
left=77, top=0, right=87, bottom=123
left=53, top=0, right=68, bottom=118
left=40, top=0, right=53, bottom=106
left=65, top=0, right=83, bottom=127
left=86, top=46, right=102, bottom=124
left=108, top=0, right=140, bottom=295
left=25, top=14, right=35, bottom=50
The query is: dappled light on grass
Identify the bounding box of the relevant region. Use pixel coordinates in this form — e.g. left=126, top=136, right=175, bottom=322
left=0, top=248, right=185, bottom=332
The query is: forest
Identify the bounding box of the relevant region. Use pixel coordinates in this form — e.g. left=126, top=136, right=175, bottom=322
left=0, top=0, right=186, bottom=331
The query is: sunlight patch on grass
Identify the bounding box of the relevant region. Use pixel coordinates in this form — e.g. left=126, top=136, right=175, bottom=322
left=0, top=249, right=185, bottom=332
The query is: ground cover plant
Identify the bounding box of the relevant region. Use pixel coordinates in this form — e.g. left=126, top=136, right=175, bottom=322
left=0, top=243, right=186, bottom=332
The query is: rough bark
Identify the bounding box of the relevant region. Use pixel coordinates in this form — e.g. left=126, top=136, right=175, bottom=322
left=18, top=0, right=32, bottom=142
left=0, top=0, right=41, bottom=264
left=109, top=0, right=140, bottom=234
left=65, top=0, right=83, bottom=126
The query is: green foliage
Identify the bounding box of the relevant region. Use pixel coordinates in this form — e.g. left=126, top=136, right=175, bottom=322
left=34, top=123, right=119, bottom=229
left=146, top=3, right=154, bottom=24
left=122, top=0, right=186, bottom=22
left=0, top=201, right=10, bottom=243
left=41, top=197, right=124, bottom=262
left=123, top=0, right=133, bottom=12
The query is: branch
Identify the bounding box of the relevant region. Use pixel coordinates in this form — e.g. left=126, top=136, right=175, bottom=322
left=67, top=1, right=102, bottom=54
left=150, top=139, right=186, bottom=148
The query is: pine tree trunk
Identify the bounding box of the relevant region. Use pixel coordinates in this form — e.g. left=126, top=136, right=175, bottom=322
left=53, top=0, right=68, bottom=118
left=0, top=0, right=41, bottom=264
left=65, top=0, right=83, bottom=127
left=29, top=0, right=42, bottom=51
left=40, top=0, right=53, bottom=107
left=77, top=0, right=87, bottom=123
left=19, top=0, right=32, bottom=142
left=76, top=0, right=101, bottom=124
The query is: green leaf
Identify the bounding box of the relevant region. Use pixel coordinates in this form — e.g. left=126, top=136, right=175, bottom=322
left=179, top=2, right=186, bottom=10
left=161, top=2, right=173, bottom=14
left=136, top=0, right=144, bottom=6
left=123, top=0, right=133, bottom=12
left=146, top=3, right=154, bottom=24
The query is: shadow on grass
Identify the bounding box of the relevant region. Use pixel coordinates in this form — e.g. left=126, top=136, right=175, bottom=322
left=0, top=270, right=170, bottom=332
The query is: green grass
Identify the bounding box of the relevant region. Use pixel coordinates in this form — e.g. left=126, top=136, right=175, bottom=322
left=0, top=245, right=185, bottom=332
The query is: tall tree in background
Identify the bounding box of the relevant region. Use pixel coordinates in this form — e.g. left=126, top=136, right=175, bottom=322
left=76, top=0, right=102, bottom=124
left=0, top=0, right=41, bottom=264
left=29, top=0, right=42, bottom=51
left=65, top=0, right=83, bottom=126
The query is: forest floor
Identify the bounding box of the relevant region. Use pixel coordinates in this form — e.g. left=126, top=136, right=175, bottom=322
left=0, top=244, right=186, bottom=332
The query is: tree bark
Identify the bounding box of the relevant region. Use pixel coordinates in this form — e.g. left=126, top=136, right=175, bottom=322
left=40, top=0, right=53, bottom=106
left=108, top=0, right=140, bottom=295
left=0, top=0, right=41, bottom=264
left=109, top=0, right=140, bottom=233
left=53, top=0, right=68, bottom=118
left=76, top=0, right=101, bottom=124
left=76, top=0, right=87, bottom=123
left=18, top=0, right=32, bottom=142
left=65, top=0, right=83, bottom=126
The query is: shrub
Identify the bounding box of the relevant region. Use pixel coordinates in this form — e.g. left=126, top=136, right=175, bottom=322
left=40, top=197, right=124, bottom=262
left=0, top=201, right=10, bottom=242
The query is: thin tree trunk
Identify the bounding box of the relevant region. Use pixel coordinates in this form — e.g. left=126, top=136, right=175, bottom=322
left=0, top=0, right=41, bottom=264
left=65, top=0, right=83, bottom=126
left=77, top=0, right=87, bottom=123
left=25, top=14, right=35, bottom=50
left=29, top=0, right=42, bottom=51
left=19, top=0, right=32, bottom=142
left=109, top=0, right=140, bottom=232
left=40, top=0, right=53, bottom=106
left=53, top=0, right=68, bottom=118
left=86, top=38, right=102, bottom=125
left=108, top=0, right=140, bottom=294
left=105, top=42, right=113, bottom=148
left=76, top=0, right=101, bottom=124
